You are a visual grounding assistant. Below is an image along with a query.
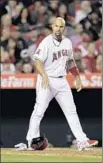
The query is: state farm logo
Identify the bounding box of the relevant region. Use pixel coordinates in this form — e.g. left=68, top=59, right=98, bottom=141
left=1, top=73, right=102, bottom=89
left=1, top=76, right=36, bottom=88
left=80, top=75, right=102, bottom=88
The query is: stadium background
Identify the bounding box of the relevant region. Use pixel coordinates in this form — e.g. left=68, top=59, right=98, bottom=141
left=1, top=0, right=102, bottom=148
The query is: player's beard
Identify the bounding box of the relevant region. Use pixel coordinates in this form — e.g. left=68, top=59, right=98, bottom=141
left=55, top=32, right=62, bottom=41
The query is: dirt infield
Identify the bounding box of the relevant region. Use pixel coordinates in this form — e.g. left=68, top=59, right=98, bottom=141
left=1, top=147, right=102, bottom=162
left=1, top=147, right=102, bottom=156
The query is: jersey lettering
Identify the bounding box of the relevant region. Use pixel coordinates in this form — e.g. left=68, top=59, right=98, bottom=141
left=52, top=52, right=58, bottom=62
left=52, top=49, right=69, bottom=62
left=58, top=51, right=61, bottom=58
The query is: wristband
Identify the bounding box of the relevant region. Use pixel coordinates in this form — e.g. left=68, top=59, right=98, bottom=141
left=69, top=66, right=79, bottom=77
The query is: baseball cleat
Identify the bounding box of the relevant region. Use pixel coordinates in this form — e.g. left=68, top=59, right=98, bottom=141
left=77, top=140, right=98, bottom=151
left=87, top=140, right=98, bottom=147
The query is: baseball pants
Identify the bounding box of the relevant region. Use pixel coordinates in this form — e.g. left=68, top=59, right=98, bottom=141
left=26, top=75, right=88, bottom=144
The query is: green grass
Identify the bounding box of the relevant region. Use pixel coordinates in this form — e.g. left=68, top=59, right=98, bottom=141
left=1, top=154, right=102, bottom=162
left=1, top=148, right=102, bottom=162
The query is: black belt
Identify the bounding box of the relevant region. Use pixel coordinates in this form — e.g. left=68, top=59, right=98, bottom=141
left=58, top=76, right=64, bottom=78
left=49, top=76, right=64, bottom=78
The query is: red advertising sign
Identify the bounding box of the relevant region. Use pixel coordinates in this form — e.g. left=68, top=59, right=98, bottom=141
left=1, top=73, right=102, bottom=89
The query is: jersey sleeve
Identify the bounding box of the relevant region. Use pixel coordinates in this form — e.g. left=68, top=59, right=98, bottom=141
left=32, top=40, right=48, bottom=62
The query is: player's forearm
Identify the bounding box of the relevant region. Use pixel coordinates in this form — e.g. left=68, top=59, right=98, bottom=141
left=34, top=59, right=47, bottom=77
left=69, top=66, right=80, bottom=78
left=67, top=59, right=80, bottom=78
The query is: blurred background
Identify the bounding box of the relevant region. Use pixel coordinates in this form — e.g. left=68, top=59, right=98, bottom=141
left=1, top=0, right=102, bottom=148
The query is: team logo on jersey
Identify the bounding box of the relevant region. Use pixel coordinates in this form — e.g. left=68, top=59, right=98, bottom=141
left=36, top=49, right=41, bottom=55
left=52, top=49, right=69, bottom=62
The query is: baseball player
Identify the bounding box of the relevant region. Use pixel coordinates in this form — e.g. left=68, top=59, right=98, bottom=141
left=26, top=17, right=98, bottom=151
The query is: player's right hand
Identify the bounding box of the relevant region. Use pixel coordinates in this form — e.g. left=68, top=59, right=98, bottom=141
left=75, top=75, right=83, bottom=92
left=42, top=74, right=50, bottom=89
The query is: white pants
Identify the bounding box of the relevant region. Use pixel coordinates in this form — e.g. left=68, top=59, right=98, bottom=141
left=26, top=75, right=88, bottom=143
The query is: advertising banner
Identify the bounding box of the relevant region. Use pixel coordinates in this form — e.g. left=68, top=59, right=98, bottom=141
left=1, top=73, right=102, bottom=89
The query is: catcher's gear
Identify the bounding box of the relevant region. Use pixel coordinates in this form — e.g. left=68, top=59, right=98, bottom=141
left=31, top=135, right=48, bottom=150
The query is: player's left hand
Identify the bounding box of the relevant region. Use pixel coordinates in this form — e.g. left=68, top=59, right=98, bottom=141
left=75, top=75, right=83, bottom=92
